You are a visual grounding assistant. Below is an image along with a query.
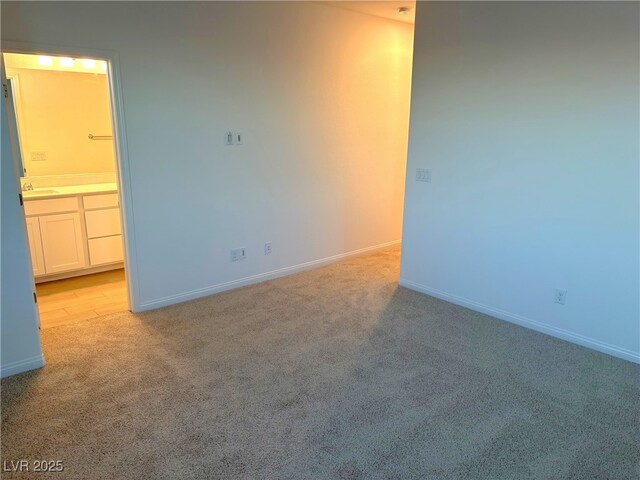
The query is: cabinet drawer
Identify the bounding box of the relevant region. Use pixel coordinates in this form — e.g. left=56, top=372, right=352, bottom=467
left=24, top=197, right=79, bottom=216
left=83, top=193, right=119, bottom=210
left=89, top=235, right=123, bottom=265
left=85, top=208, right=121, bottom=238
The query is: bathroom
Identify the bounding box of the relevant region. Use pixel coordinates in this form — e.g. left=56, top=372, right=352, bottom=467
left=3, top=52, right=128, bottom=327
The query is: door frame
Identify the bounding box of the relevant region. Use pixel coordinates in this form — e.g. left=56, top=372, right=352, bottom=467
left=1, top=40, right=141, bottom=312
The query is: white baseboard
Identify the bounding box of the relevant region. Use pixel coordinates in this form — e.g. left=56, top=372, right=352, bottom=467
left=399, top=279, right=640, bottom=365
left=137, top=240, right=401, bottom=312
left=35, top=262, right=123, bottom=284
left=1, top=354, right=45, bottom=378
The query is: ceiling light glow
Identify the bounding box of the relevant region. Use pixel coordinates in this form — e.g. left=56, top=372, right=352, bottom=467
left=81, top=59, right=96, bottom=69
left=60, top=57, right=74, bottom=67
left=38, top=56, right=53, bottom=66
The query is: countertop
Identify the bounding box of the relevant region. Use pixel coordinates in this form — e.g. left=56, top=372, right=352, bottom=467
left=22, top=183, right=118, bottom=201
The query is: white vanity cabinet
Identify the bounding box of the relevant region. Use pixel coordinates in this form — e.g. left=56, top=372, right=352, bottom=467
left=24, top=197, right=86, bottom=276
left=23, top=190, right=123, bottom=281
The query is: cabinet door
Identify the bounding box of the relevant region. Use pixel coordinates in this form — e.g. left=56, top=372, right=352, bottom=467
left=25, top=217, right=45, bottom=276
left=39, top=213, right=87, bottom=274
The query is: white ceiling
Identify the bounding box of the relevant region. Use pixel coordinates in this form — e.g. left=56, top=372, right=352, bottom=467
left=321, top=1, right=416, bottom=25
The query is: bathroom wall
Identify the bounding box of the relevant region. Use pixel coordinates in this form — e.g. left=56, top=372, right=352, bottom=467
left=6, top=66, right=115, bottom=176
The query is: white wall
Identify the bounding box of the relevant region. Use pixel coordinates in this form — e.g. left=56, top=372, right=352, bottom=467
left=1, top=2, right=413, bottom=309
left=1, top=79, right=45, bottom=377
left=401, top=2, right=639, bottom=362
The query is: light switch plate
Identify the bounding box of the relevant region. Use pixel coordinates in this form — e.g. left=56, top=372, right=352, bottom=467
left=31, top=151, right=47, bottom=162
left=416, top=168, right=431, bottom=182
left=231, top=247, right=247, bottom=262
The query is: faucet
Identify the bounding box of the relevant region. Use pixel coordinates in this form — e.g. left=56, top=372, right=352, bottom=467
left=23, top=182, right=34, bottom=191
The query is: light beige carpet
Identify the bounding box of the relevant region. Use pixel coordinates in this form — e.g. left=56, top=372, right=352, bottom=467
left=2, top=246, right=639, bottom=479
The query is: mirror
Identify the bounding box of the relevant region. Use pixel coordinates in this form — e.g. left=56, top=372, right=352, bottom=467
left=4, top=53, right=115, bottom=178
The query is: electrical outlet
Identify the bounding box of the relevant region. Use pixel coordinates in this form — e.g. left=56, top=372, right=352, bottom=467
left=231, top=247, right=247, bottom=262
left=554, top=289, right=567, bottom=305
left=264, top=242, right=272, bottom=255
left=31, top=151, right=47, bottom=162
left=416, top=168, right=431, bottom=182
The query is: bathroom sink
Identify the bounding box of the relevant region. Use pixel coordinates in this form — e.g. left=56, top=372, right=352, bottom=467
left=26, top=189, right=58, bottom=195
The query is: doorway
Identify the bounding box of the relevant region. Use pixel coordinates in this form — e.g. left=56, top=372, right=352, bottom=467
left=2, top=50, right=133, bottom=329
